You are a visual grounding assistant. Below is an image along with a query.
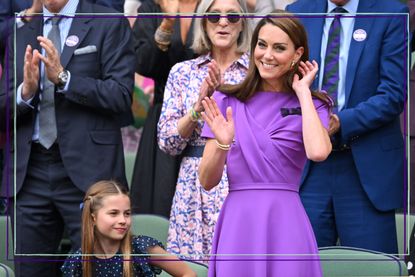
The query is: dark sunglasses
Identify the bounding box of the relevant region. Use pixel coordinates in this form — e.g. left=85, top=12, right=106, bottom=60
left=206, top=13, right=241, bottom=24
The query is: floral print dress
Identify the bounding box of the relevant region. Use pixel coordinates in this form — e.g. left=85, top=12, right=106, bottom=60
left=157, top=52, right=249, bottom=263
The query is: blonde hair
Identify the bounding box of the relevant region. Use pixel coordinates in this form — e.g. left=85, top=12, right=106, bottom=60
left=81, top=180, right=132, bottom=277
left=192, top=0, right=252, bottom=54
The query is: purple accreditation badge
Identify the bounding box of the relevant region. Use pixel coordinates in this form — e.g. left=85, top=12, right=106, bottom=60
left=65, top=35, right=79, bottom=47
left=353, top=29, right=367, bottom=42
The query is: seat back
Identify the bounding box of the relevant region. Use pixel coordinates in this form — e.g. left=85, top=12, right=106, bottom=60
left=319, top=246, right=408, bottom=276
left=0, top=263, right=14, bottom=277
left=131, top=215, right=208, bottom=276
left=124, top=152, right=137, bottom=188
left=131, top=214, right=169, bottom=246
left=395, top=213, right=415, bottom=255
left=159, top=261, right=208, bottom=277
left=0, top=216, right=13, bottom=271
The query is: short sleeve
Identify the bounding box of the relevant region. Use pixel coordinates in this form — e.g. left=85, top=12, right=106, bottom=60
left=201, top=91, right=229, bottom=139
left=313, top=97, right=331, bottom=130
left=132, top=235, right=165, bottom=276
left=61, top=249, right=83, bottom=277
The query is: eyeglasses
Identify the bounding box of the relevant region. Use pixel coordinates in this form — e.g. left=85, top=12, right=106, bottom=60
left=206, top=13, right=241, bottom=24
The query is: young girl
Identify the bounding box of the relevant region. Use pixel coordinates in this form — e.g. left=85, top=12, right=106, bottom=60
left=61, top=180, right=196, bottom=277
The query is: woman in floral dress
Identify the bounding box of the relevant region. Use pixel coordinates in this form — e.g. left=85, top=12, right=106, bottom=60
left=157, top=0, right=252, bottom=263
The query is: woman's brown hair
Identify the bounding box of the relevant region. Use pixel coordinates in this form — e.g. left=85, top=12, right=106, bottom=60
left=220, top=10, right=331, bottom=105
left=81, top=180, right=132, bottom=277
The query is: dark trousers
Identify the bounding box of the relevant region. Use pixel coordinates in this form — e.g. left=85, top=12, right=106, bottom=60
left=409, top=138, right=415, bottom=213
left=0, top=149, right=5, bottom=214
left=12, top=143, right=84, bottom=277
left=301, top=150, right=398, bottom=254
left=406, top=137, right=415, bottom=274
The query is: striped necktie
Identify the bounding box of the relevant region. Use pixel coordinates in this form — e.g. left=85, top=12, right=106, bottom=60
left=322, top=6, right=347, bottom=113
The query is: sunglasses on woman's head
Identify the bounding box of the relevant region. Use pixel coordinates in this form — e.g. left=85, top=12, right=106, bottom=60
left=206, top=13, right=241, bottom=24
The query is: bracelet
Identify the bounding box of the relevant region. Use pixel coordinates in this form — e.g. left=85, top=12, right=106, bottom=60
left=18, top=9, right=29, bottom=23
left=155, top=42, right=168, bottom=51
left=154, top=25, right=173, bottom=51
left=215, top=140, right=231, bottom=151
left=189, top=107, right=201, bottom=122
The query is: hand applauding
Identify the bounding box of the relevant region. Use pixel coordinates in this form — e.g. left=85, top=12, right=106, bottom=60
left=201, top=96, right=234, bottom=145
left=194, top=60, right=221, bottom=113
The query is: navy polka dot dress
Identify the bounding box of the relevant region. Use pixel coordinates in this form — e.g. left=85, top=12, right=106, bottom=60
left=61, top=235, right=164, bottom=276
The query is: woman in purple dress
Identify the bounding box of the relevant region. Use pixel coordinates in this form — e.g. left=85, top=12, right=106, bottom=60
left=157, top=0, right=251, bottom=263
left=199, top=13, right=332, bottom=276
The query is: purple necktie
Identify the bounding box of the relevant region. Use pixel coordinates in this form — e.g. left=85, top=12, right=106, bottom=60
left=322, top=6, right=347, bottom=113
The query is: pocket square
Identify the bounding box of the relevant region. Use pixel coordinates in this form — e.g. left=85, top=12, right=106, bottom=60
left=280, top=107, right=302, bottom=117
left=74, top=45, right=97, bottom=55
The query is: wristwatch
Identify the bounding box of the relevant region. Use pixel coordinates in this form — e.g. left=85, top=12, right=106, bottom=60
left=57, top=70, right=69, bottom=90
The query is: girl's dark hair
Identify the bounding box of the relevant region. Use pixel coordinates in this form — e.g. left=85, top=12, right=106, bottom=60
left=220, top=10, right=331, bottom=105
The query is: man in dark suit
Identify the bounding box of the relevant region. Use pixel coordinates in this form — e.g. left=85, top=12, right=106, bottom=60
left=287, top=0, right=407, bottom=253
left=0, top=0, right=124, bottom=64
left=0, top=0, right=125, bottom=222
left=405, top=0, right=415, bottom=272
left=407, top=0, right=415, bottom=214
left=0, top=0, right=134, bottom=275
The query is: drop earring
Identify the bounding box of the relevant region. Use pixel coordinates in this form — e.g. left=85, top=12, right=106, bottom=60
left=291, top=60, right=296, bottom=69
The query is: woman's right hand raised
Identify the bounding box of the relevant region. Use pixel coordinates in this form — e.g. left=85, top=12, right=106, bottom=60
left=292, top=60, right=318, bottom=98
left=194, top=60, right=221, bottom=113
left=201, top=97, right=234, bottom=145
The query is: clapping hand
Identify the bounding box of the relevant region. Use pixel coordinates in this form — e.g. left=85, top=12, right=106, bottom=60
left=22, top=45, right=40, bottom=101
left=292, top=60, right=318, bottom=97
left=194, top=60, right=221, bottom=113
left=201, top=97, right=234, bottom=145
left=37, top=36, right=64, bottom=85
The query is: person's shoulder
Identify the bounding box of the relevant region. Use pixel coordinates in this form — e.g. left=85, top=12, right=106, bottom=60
left=132, top=235, right=164, bottom=253
left=212, top=90, right=236, bottom=109
left=79, top=1, right=128, bottom=26
left=61, top=249, right=83, bottom=276
left=170, top=57, right=200, bottom=75
left=212, top=90, right=230, bottom=101
left=370, top=0, right=407, bottom=13
left=311, top=91, right=332, bottom=110
left=66, top=248, right=83, bottom=257
left=286, top=0, right=315, bottom=12
left=81, top=0, right=119, bottom=14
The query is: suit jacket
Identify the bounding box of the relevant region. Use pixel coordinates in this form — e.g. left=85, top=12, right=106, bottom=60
left=0, top=0, right=32, bottom=64
left=0, top=0, right=135, bottom=197
left=0, top=0, right=124, bottom=63
left=0, top=0, right=32, bottom=37
left=408, top=0, right=415, bottom=137
left=287, top=0, right=407, bottom=211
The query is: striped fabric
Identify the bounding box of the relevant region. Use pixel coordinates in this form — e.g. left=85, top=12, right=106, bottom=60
left=322, top=6, right=347, bottom=113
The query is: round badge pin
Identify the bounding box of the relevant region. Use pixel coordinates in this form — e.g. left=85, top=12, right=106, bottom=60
left=353, top=29, right=367, bottom=42
left=65, top=35, right=79, bottom=47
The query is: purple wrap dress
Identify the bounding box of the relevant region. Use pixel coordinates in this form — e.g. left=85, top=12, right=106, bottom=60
left=202, top=90, right=330, bottom=276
